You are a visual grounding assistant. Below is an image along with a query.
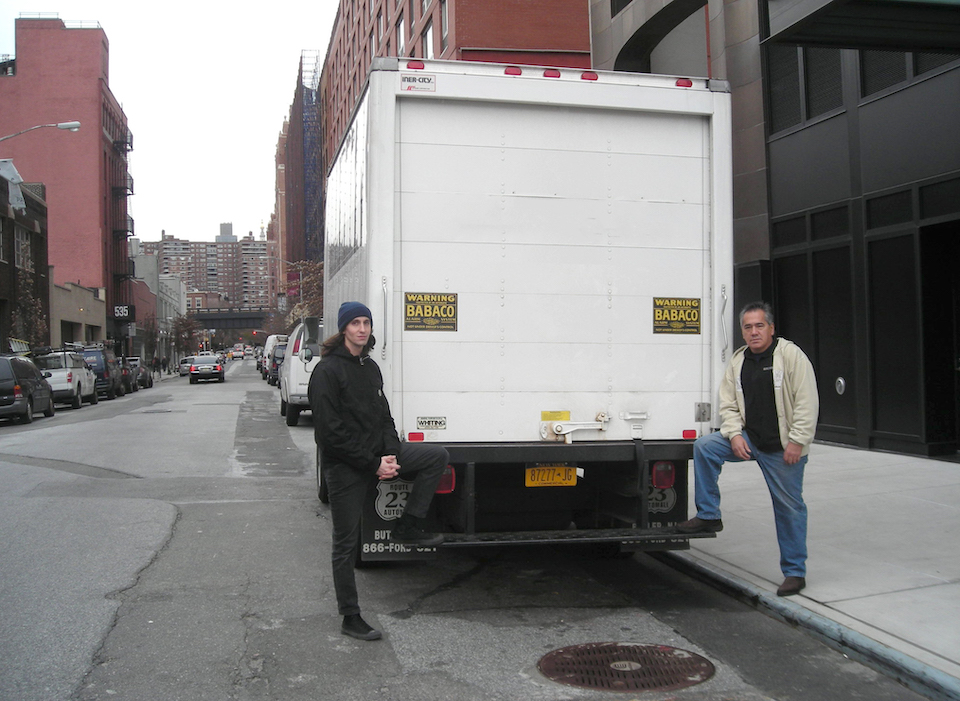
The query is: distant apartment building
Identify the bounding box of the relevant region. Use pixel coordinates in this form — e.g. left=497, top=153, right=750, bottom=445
left=142, top=229, right=269, bottom=310
left=0, top=17, right=134, bottom=346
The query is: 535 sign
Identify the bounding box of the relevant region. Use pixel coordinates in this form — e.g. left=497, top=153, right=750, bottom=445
left=112, top=304, right=136, bottom=321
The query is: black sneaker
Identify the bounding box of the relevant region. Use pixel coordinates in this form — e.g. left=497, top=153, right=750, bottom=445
left=341, top=614, right=382, bottom=641
left=676, top=517, right=724, bottom=534
left=393, top=517, right=444, bottom=547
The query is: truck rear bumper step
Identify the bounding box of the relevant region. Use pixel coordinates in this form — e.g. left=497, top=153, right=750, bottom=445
left=439, top=528, right=716, bottom=548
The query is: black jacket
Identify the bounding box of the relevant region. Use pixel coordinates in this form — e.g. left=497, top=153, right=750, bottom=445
left=308, top=344, right=401, bottom=473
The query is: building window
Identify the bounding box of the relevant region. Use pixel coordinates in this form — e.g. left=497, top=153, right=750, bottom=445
left=0, top=227, right=5, bottom=263
left=860, top=50, right=907, bottom=97
left=611, top=0, right=632, bottom=16
left=804, top=47, right=843, bottom=118
left=441, top=0, right=448, bottom=51
left=914, top=52, right=960, bottom=75
left=378, top=11, right=383, bottom=39
left=767, top=45, right=802, bottom=133
left=397, top=15, right=405, bottom=55
left=14, top=224, right=33, bottom=272
left=423, top=21, right=433, bottom=59
left=767, top=44, right=842, bottom=135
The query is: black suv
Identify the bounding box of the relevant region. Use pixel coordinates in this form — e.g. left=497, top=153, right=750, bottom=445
left=82, top=345, right=124, bottom=399
left=0, top=354, right=56, bottom=423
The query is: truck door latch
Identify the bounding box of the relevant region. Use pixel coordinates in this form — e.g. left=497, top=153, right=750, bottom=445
left=540, top=413, right=609, bottom=444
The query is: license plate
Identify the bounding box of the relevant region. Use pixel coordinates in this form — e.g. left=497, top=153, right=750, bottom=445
left=525, top=465, right=577, bottom=487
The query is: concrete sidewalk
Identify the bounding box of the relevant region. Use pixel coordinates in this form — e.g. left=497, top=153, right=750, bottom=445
left=666, top=443, right=960, bottom=700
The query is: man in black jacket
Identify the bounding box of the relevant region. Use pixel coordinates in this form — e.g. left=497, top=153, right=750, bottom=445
left=308, top=301, right=447, bottom=641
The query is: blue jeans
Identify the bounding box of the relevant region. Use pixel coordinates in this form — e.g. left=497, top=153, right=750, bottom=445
left=693, top=431, right=808, bottom=578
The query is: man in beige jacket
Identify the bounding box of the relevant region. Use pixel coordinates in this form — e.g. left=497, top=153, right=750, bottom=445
left=679, top=301, right=819, bottom=597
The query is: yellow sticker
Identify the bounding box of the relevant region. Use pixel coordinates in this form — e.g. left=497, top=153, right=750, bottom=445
left=653, top=297, right=701, bottom=334
left=541, top=411, right=571, bottom=421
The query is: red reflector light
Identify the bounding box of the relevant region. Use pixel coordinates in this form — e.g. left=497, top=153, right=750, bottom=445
left=435, top=465, right=456, bottom=494
left=504, top=66, right=522, bottom=75
left=407, top=60, right=425, bottom=69
left=581, top=71, right=599, bottom=81
left=543, top=69, right=561, bottom=78
left=682, top=429, right=698, bottom=439
left=652, top=461, right=676, bottom=489
left=676, top=78, right=693, bottom=87
left=408, top=432, right=425, bottom=442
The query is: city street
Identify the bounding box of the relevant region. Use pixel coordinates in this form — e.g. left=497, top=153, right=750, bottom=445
left=0, top=359, right=927, bottom=701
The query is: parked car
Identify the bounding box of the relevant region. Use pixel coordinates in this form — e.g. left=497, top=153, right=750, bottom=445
left=117, top=358, right=139, bottom=394
left=82, top=345, right=124, bottom=399
left=279, top=317, right=323, bottom=426
left=266, top=342, right=286, bottom=386
left=262, top=334, right=288, bottom=380
left=128, top=357, right=154, bottom=388
left=0, top=354, right=56, bottom=423
left=33, top=349, right=99, bottom=409
left=189, top=356, right=225, bottom=384
left=178, top=356, right=195, bottom=376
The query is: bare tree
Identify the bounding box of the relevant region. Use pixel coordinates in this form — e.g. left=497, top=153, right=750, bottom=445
left=285, top=259, right=324, bottom=328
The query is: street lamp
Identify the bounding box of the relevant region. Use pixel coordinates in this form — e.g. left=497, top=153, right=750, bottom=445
left=0, top=120, right=81, bottom=143
left=1, top=121, right=82, bottom=212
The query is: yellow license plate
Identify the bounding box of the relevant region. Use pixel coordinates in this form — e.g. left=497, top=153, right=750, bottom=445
left=525, top=465, right=577, bottom=487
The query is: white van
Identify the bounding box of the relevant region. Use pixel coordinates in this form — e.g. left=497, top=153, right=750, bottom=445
left=279, top=317, right=322, bottom=426
left=261, top=333, right=288, bottom=381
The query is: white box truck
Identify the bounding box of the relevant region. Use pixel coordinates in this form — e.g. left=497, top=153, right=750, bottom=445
left=320, top=58, right=733, bottom=561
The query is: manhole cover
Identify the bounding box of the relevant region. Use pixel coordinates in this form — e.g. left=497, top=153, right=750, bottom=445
left=538, top=642, right=715, bottom=693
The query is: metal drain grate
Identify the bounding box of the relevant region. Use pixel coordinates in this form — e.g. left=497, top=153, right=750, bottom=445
left=538, top=642, right=715, bottom=692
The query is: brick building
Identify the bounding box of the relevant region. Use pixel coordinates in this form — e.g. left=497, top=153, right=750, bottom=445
left=0, top=17, right=134, bottom=346
left=320, top=0, right=591, bottom=175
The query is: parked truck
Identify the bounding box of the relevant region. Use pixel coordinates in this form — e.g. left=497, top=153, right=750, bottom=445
left=319, top=58, right=733, bottom=562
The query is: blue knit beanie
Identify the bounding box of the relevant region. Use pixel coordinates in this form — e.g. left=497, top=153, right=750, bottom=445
left=337, top=301, right=372, bottom=332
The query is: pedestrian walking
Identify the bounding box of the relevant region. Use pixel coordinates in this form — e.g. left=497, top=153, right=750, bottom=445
left=152, top=356, right=161, bottom=377
left=678, top=301, right=819, bottom=597
left=308, top=301, right=447, bottom=641
left=161, top=356, right=169, bottom=374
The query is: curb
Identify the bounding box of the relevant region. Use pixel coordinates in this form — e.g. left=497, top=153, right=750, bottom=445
left=660, top=551, right=960, bottom=701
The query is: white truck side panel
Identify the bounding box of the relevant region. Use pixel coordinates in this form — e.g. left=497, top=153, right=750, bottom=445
left=324, top=61, right=733, bottom=444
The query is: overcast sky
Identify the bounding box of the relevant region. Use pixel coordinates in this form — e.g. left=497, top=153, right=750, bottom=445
left=1, top=2, right=338, bottom=242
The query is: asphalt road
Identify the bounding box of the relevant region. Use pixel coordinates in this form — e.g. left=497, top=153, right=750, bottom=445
left=0, top=359, right=926, bottom=700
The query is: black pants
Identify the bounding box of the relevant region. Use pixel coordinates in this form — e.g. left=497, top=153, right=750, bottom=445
left=326, top=443, right=448, bottom=616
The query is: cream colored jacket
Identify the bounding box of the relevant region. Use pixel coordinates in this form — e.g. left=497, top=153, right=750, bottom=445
left=719, top=338, right=820, bottom=455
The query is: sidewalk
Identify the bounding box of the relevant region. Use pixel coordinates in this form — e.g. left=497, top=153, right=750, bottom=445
left=665, top=443, right=960, bottom=700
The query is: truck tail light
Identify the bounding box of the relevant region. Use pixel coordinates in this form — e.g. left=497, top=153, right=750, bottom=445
left=66, top=371, right=73, bottom=382
left=435, top=465, right=456, bottom=494
left=652, top=461, right=676, bottom=489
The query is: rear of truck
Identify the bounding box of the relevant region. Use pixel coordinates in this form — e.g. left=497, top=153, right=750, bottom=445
left=323, top=59, right=733, bottom=561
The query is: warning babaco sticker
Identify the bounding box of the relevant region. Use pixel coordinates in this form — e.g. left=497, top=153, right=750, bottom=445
left=653, top=297, right=701, bottom=334
left=404, top=292, right=458, bottom=331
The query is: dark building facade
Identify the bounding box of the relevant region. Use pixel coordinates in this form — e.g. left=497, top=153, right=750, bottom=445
left=593, top=0, right=960, bottom=456
left=1, top=180, right=50, bottom=350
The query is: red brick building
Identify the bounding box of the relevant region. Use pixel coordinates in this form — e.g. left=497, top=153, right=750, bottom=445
left=321, top=0, right=591, bottom=169
left=0, top=17, right=134, bottom=344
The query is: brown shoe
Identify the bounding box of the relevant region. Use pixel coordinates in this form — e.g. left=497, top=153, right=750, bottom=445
left=677, top=517, right=723, bottom=534
left=777, top=576, right=806, bottom=596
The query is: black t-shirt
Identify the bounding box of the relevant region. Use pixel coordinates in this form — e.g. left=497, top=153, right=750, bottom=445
left=741, top=338, right=782, bottom=453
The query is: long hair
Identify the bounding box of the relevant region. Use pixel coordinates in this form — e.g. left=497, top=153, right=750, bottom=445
left=320, top=332, right=377, bottom=358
